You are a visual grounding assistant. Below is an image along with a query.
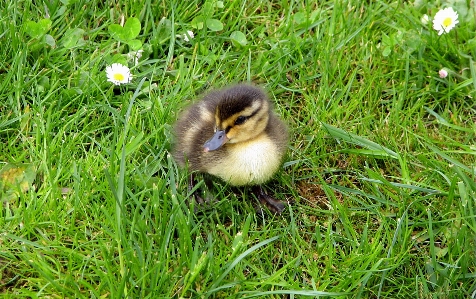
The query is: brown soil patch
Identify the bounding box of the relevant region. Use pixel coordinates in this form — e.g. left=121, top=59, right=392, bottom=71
left=297, top=181, right=332, bottom=209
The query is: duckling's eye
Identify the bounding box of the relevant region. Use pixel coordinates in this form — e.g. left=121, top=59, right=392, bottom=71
left=234, top=116, right=247, bottom=125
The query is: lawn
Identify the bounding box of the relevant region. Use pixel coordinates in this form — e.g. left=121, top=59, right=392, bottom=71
left=1, top=0, right=475, bottom=298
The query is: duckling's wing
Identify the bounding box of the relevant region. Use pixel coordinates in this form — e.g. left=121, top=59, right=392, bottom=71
left=172, top=93, right=221, bottom=169
left=266, top=112, right=289, bottom=155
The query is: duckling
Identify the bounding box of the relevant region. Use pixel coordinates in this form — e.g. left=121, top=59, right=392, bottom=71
left=172, top=83, right=289, bottom=213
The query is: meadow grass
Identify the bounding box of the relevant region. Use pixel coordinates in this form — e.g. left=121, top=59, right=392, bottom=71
left=1, top=0, right=475, bottom=298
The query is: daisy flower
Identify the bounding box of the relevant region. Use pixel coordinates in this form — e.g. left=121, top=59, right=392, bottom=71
left=106, top=63, right=132, bottom=85
left=432, top=7, right=459, bottom=35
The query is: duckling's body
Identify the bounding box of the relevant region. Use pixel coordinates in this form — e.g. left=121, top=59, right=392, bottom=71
left=206, top=130, right=283, bottom=186
left=172, top=84, right=289, bottom=213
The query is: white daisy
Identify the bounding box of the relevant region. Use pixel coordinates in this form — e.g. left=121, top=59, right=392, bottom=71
left=106, top=63, right=132, bottom=85
left=183, top=30, right=194, bottom=42
left=432, top=7, right=459, bottom=35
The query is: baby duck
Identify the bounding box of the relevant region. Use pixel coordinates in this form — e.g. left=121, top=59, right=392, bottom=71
left=172, top=84, right=289, bottom=213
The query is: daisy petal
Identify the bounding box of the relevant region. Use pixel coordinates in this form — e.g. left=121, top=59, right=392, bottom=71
left=432, top=7, right=459, bottom=35
left=106, top=63, right=132, bottom=85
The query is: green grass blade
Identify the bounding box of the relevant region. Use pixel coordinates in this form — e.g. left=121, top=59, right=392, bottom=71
left=322, top=123, right=399, bottom=159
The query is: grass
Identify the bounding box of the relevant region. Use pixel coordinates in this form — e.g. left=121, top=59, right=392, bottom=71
left=1, top=0, right=475, bottom=297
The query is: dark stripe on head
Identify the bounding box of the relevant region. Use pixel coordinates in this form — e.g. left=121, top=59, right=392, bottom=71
left=217, top=85, right=266, bottom=120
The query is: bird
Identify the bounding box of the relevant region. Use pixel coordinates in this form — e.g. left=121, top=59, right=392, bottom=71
left=172, top=83, right=289, bottom=213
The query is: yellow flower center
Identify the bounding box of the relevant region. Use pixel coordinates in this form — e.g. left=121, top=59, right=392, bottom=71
left=113, top=73, right=125, bottom=82
left=442, top=17, right=452, bottom=27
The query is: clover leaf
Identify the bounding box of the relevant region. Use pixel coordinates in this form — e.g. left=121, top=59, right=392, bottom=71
left=25, top=19, right=52, bottom=39
left=108, top=17, right=142, bottom=50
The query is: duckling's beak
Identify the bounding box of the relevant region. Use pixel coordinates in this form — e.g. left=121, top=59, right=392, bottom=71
left=203, top=130, right=228, bottom=152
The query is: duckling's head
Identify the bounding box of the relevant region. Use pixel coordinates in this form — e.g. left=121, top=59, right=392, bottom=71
left=203, top=84, right=270, bottom=152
